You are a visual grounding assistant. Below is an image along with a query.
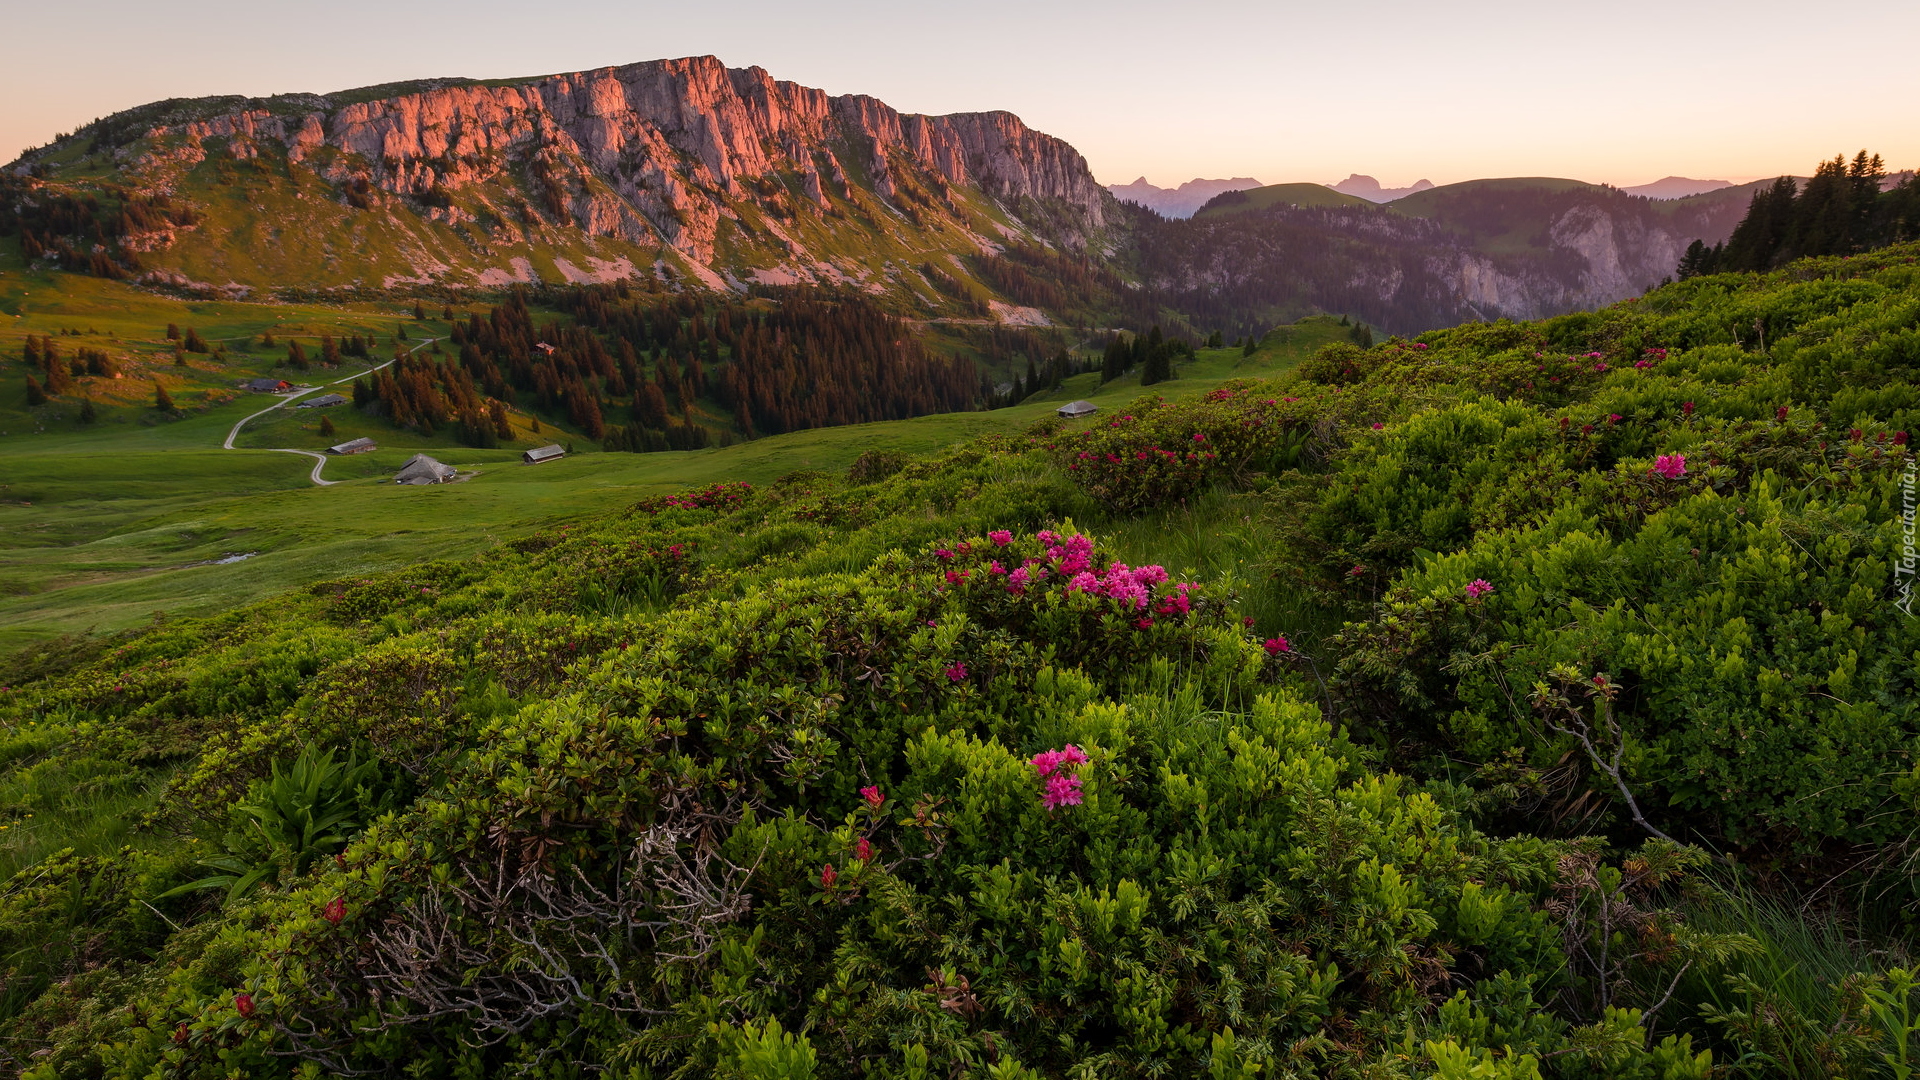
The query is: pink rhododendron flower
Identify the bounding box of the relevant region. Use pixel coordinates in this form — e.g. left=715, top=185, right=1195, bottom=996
left=1263, top=637, right=1290, bottom=656
left=820, top=864, right=838, bottom=889
left=854, top=837, right=874, bottom=862
left=1464, top=579, right=1495, bottom=599
left=1776, top=406, right=1789, bottom=420
left=860, top=785, right=885, bottom=809
left=1060, top=745, right=1087, bottom=765
left=935, top=548, right=953, bottom=560
left=1371, top=422, right=1384, bottom=430
left=323, top=896, right=345, bottom=926
left=945, top=662, right=968, bottom=682
left=1652, top=454, right=1687, bottom=479
left=1042, top=773, right=1085, bottom=809
left=234, top=994, right=255, bottom=1019
left=988, top=530, right=1013, bottom=546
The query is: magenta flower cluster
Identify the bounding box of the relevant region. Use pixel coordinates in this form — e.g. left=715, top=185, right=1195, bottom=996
left=1065, top=561, right=1172, bottom=611
left=1032, top=745, right=1089, bottom=809
left=1464, top=579, right=1495, bottom=600
left=1651, top=454, right=1687, bottom=479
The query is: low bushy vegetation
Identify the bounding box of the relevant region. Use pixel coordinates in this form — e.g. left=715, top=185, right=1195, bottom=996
left=3, top=244, right=1919, bottom=1077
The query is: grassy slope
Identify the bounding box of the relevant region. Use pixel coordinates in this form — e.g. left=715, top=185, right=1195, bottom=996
left=1190, top=183, right=1374, bottom=219
left=0, top=279, right=1344, bottom=653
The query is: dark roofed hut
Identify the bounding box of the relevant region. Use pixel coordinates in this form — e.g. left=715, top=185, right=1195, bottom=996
left=328, top=437, right=376, bottom=455
left=522, top=444, right=567, bottom=465
left=1056, top=400, right=1099, bottom=418
left=296, top=393, right=347, bottom=409
left=393, top=454, right=458, bottom=485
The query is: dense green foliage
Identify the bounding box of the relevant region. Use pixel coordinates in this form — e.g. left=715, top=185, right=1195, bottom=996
left=3, top=245, right=1920, bottom=1078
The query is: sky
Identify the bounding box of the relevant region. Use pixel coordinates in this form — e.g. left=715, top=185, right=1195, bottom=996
left=4, top=0, right=1916, bottom=189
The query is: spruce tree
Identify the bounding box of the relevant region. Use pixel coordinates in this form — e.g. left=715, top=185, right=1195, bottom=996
left=318, top=415, right=337, bottom=438
left=165, top=323, right=180, bottom=340
left=153, top=380, right=175, bottom=412
left=1243, top=333, right=1258, bottom=357
left=1100, top=336, right=1126, bottom=384
left=79, top=397, right=97, bottom=423
left=24, top=374, right=46, bottom=406
left=414, top=301, right=427, bottom=320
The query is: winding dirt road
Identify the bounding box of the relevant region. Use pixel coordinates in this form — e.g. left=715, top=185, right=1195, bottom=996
left=221, top=339, right=436, bottom=486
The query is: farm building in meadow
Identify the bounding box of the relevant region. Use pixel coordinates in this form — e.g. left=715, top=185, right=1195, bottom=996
left=1056, top=400, right=1099, bottom=418
left=328, top=437, right=376, bottom=455
left=393, top=454, right=458, bottom=485
left=296, top=393, right=346, bottom=409
left=243, top=377, right=291, bottom=393
left=523, top=444, right=566, bottom=464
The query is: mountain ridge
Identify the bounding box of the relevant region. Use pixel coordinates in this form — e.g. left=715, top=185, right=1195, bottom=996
left=1105, top=176, right=1263, bottom=218
left=8, top=55, right=1114, bottom=297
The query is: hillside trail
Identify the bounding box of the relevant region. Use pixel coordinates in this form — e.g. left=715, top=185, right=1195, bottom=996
left=221, top=338, right=437, bottom=486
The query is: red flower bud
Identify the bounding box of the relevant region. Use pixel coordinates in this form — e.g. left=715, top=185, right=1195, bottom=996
left=820, top=864, right=837, bottom=889
left=234, top=993, right=255, bottom=1019
left=324, top=896, right=345, bottom=925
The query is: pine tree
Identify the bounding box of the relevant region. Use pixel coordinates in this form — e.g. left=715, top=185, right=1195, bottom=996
left=24, top=374, right=46, bottom=406
left=174, top=342, right=187, bottom=365
left=318, top=415, right=337, bottom=438
left=78, top=397, right=97, bottom=424
left=414, top=301, right=427, bottom=320
left=1243, top=333, right=1258, bottom=357
left=184, top=326, right=208, bottom=353
left=1100, top=336, right=1126, bottom=383
left=153, top=380, right=175, bottom=412
left=165, top=323, right=180, bottom=340
left=23, top=335, right=41, bottom=365
left=261, top=330, right=276, bottom=348
left=43, top=350, right=73, bottom=394
left=1676, top=239, right=1710, bottom=280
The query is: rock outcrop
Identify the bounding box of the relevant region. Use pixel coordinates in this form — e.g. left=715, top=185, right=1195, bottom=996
left=21, top=56, right=1113, bottom=292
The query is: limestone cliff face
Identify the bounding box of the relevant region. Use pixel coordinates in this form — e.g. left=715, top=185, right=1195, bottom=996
left=97, top=56, right=1108, bottom=284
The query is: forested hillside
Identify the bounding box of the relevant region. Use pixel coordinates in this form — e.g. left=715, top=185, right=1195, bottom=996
left=1, top=244, right=1918, bottom=1079
left=1678, top=152, right=1920, bottom=277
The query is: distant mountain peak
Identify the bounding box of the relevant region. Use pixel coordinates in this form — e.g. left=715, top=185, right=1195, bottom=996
left=1619, top=176, right=1732, bottom=200
left=1329, top=174, right=1435, bottom=203
left=1108, top=176, right=1263, bottom=218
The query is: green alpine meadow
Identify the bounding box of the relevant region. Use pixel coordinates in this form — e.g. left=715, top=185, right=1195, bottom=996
left=2, top=38, right=1920, bottom=1080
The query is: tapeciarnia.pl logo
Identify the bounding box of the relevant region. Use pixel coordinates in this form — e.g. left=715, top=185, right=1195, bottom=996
left=1898, top=463, right=1917, bottom=617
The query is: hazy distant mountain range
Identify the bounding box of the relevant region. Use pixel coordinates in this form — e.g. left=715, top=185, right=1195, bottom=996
left=2, top=56, right=1772, bottom=333
left=1328, top=174, right=1435, bottom=203
left=1107, top=177, right=1262, bottom=219
left=1618, top=176, right=1733, bottom=199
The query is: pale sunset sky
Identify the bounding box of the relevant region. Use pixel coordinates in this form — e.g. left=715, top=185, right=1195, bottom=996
left=3, top=0, right=1914, bottom=188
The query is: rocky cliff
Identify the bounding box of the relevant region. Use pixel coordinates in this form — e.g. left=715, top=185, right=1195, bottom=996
left=7, top=56, right=1114, bottom=297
